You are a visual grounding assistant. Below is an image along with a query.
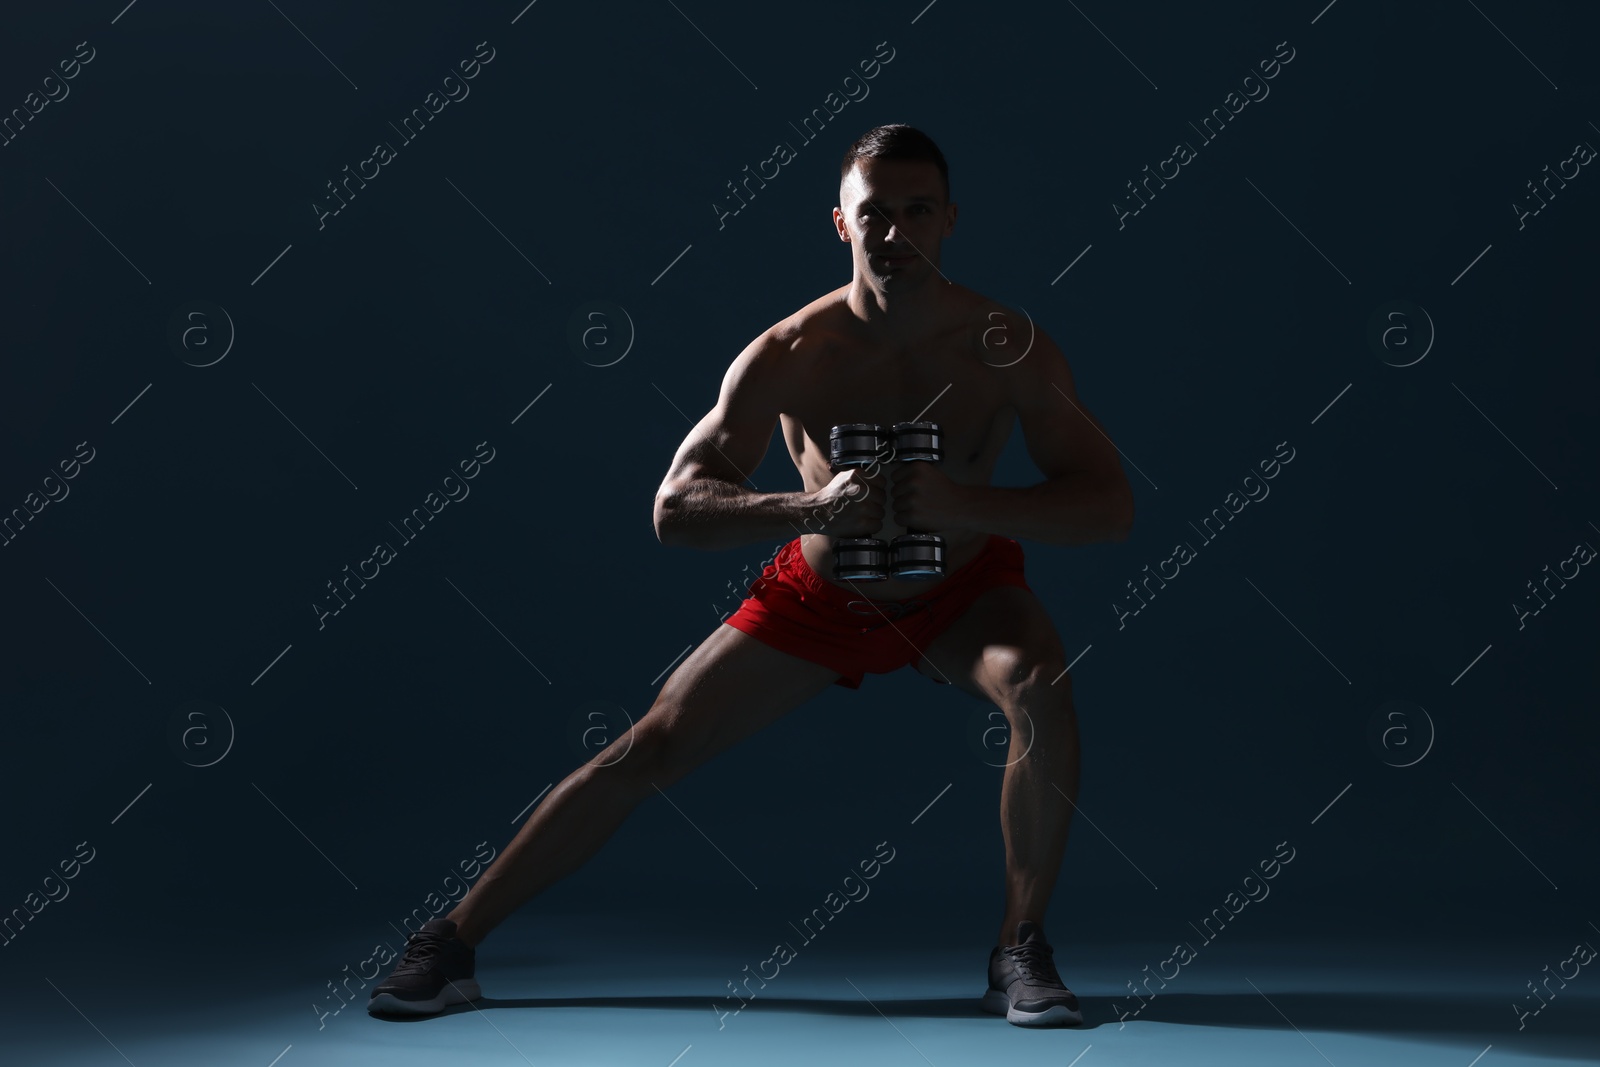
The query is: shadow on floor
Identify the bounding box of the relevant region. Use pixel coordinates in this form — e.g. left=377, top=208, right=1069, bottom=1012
left=372, top=990, right=1595, bottom=1059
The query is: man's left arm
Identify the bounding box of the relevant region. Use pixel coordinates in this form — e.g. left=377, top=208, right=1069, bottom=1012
left=892, top=317, right=1135, bottom=545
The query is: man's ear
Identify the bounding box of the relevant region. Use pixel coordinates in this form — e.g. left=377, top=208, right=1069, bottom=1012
left=834, top=206, right=851, bottom=241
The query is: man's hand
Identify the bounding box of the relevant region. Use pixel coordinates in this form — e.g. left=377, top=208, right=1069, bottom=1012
left=808, top=468, right=887, bottom=537
left=890, top=461, right=972, bottom=532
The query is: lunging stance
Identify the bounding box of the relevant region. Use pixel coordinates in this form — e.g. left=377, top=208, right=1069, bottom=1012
left=369, top=124, right=1134, bottom=1028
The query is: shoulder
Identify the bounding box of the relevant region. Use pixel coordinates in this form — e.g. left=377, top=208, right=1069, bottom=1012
left=720, top=290, right=849, bottom=405
left=749, top=288, right=852, bottom=366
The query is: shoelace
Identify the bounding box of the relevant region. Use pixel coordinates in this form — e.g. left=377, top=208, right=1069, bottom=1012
left=392, top=932, right=451, bottom=976
left=1006, top=940, right=1064, bottom=985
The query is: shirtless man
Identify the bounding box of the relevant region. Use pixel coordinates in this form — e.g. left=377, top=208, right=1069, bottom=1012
left=368, top=124, right=1134, bottom=1028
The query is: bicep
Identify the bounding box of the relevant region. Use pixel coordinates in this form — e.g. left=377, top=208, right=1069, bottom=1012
left=660, top=338, right=782, bottom=492
left=1010, top=327, right=1125, bottom=487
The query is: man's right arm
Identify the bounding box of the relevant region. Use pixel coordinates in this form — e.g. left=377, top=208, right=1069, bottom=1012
left=652, top=332, right=819, bottom=551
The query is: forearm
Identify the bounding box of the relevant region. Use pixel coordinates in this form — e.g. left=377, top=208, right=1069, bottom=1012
left=655, top=479, right=820, bottom=550
left=957, top=473, right=1133, bottom=546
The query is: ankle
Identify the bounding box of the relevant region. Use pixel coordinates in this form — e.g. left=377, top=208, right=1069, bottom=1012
left=997, top=915, right=1043, bottom=947
left=445, top=912, right=483, bottom=948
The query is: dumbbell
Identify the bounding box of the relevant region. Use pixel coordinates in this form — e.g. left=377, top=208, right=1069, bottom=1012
left=826, top=422, right=948, bottom=582
left=886, top=421, right=946, bottom=580
left=828, top=423, right=892, bottom=582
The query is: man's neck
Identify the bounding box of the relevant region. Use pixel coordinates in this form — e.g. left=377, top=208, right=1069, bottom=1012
left=845, top=273, right=949, bottom=338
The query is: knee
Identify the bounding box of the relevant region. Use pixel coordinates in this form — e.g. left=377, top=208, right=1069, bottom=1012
left=988, top=648, right=1074, bottom=719
left=586, top=711, right=705, bottom=796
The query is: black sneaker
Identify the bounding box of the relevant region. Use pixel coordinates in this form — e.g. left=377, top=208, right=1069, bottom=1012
left=368, top=918, right=482, bottom=1016
left=981, top=920, right=1083, bottom=1027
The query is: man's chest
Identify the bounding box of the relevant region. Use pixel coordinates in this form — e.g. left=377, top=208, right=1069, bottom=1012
left=780, top=348, right=1013, bottom=478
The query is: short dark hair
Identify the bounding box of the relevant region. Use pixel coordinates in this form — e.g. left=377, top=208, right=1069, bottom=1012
left=840, top=124, right=950, bottom=201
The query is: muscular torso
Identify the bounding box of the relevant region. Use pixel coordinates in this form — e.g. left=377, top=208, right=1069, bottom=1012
left=774, top=284, right=1018, bottom=600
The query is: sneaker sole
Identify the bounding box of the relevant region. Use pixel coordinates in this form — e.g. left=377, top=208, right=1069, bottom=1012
left=368, top=978, right=482, bottom=1016
left=981, top=988, right=1083, bottom=1027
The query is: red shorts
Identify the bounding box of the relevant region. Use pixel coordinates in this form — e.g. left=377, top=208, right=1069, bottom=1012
left=722, top=534, right=1032, bottom=689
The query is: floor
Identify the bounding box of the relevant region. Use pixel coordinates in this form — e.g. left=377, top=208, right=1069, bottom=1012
left=8, top=911, right=1594, bottom=1066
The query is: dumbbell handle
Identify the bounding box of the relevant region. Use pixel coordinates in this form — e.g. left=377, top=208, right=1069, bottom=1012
left=893, top=449, right=941, bottom=537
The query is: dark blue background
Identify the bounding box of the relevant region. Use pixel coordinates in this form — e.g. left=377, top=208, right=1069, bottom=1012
left=2, top=0, right=1595, bottom=1023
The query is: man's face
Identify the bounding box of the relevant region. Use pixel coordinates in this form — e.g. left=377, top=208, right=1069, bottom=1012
left=834, top=157, right=956, bottom=284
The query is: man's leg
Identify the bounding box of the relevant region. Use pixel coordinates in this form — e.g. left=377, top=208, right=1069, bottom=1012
left=912, top=585, right=1079, bottom=947
left=446, top=625, right=842, bottom=946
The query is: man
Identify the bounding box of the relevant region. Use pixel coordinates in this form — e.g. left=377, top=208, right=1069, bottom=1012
left=368, top=124, right=1134, bottom=1028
